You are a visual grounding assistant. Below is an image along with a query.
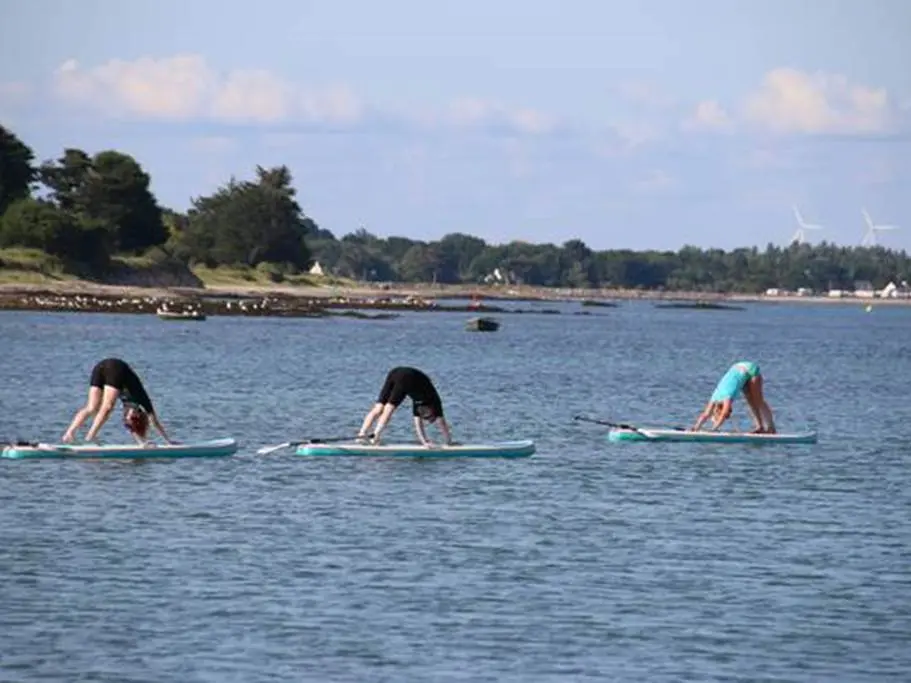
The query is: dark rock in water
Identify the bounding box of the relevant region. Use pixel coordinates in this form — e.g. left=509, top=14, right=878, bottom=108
left=654, top=300, right=745, bottom=311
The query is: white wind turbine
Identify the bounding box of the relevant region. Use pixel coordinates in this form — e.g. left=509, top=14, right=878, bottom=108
left=861, top=209, right=899, bottom=246
left=790, top=205, right=823, bottom=245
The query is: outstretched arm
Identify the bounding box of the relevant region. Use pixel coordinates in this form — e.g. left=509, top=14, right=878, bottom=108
left=436, top=417, right=453, bottom=445
left=150, top=413, right=174, bottom=444
left=710, top=400, right=732, bottom=431
left=414, top=417, right=431, bottom=446
left=691, top=401, right=713, bottom=431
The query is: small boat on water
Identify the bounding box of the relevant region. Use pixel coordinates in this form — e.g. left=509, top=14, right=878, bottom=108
left=156, top=306, right=207, bottom=321
left=465, top=316, right=500, bottom=332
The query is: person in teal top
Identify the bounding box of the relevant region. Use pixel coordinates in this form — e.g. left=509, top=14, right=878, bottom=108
left=690, top=360, right=777, bottom=433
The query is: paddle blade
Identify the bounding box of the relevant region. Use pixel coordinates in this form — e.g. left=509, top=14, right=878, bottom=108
left=256, top=442, right=292, bottom=455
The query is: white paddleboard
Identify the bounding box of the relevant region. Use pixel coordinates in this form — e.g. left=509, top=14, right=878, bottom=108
left=1, top=438, right=238, bottom=459
left=295, top=439, right=535, bottom=458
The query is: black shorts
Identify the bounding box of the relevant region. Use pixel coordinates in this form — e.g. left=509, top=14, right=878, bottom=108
left=89, top=358, right=154, bottom=414
left=376, top=366, right=444, bottom=419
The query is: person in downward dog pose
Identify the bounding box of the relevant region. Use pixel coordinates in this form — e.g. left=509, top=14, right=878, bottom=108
left=357, top=366, right=454, bottom=447
left=690, top=360, right=777, bottom=433
left=62, top=357, right=174, bottom=445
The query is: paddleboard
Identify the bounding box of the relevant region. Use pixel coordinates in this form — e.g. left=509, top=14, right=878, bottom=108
left=608, top=427, right=817, bottom=444
left=295, top=439, right=536, bottom=458
left=1, top=437, right=238, bottom=460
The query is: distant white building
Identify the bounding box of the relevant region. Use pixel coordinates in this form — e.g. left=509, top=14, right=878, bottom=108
left=880, top=281, right=898, bottom=298
left=309, top=261, right=325, bottom=276
left=854, top=280, right=876, bottom=298
left=483, top=267, right=512, bottom=285
left=879, top=281, right=911, bottom=299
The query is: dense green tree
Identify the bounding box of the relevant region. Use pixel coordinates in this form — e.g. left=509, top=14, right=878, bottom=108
left=0, top=198, right=108, bottom=266
left=177, top=165, right=313, bottom=269
left=38, top=148, right=166, bottom=252
left=0, top=125, right=35, bottom=215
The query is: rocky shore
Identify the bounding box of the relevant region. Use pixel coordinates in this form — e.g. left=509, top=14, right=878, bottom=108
left=0, top=283, right=548, bottom=318
left=0, top=280, right=907, bottom=318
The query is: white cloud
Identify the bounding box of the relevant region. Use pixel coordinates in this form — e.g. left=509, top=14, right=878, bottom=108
left=740, top=67, right=892, bottom=135
left=48, top=55, right=550, bottom=136
left=444, top=97, right=556, bottom=134
left=682, top=100, right=732, bottom=132
left=683, top=68, right=898, bottom=137
left=52, top=55, right=363, bottom=125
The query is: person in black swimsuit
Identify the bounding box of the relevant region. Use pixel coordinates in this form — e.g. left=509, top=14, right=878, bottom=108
left=62, top=358, right=174, bottom=445
left=357, top=366, right=454, bottom=446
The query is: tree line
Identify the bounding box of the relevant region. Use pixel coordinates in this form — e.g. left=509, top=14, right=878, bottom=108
left=2, top=124, right=908, bottom=292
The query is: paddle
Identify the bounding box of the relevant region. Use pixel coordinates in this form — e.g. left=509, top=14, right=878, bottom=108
left=572, top=414, right=678, bottom=436
left=572, top=414, right=647, bottom=433
left=256, top=433, right=374, bottom=455
left=573, top=415, right=688, bottom=434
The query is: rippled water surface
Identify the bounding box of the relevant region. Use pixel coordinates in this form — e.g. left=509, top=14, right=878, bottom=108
left=1, top=301, right=910, bottom=682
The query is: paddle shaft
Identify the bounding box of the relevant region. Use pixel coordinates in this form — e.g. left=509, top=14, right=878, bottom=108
left=572, top=415, right=646, bottom=433
left=573, top=415, right=685, bottom=433
left=257, top=432, right=375, bottom=455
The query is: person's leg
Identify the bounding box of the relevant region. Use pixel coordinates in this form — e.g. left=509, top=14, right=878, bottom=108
left=743, top=378, right=765, bottom=432
left=358, top=403, right=384, bottom=438
left=62, top=386, right=103, bottom=441
left=84, top=385, right=121, bottom=441
left=751, top=374, right=776, bottom=433
left=359, top=370, right=397, bottom=439
left=370, top=403, right=397, bottom=443
left=743, top=378, right=765, bottom=433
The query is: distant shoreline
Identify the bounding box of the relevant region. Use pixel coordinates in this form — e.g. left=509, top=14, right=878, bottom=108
left=1, top=280, right=908, bottom=317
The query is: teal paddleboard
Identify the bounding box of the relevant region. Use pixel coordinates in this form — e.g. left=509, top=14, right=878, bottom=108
left=608, top=427, right=817, bottom=444
left=295, top=439, right=535, bottom=458
left=1, top=437, right=238, bottom=459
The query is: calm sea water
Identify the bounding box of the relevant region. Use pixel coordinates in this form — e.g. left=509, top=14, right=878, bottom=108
left=1, top=300, right=909, bottom=682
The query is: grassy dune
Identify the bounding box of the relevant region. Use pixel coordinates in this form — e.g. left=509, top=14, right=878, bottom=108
left=190, top=264, right=357, bottom=289
left=0, top=248, right=77, bottom=283
left=0, top=248, right=358, bottom=290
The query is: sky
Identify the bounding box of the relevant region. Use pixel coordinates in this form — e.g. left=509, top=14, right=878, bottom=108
left=2, top=0, right=910, bottom=252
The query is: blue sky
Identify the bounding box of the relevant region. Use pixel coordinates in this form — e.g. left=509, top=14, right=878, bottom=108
left=2, top=0, right=910, bottom=251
